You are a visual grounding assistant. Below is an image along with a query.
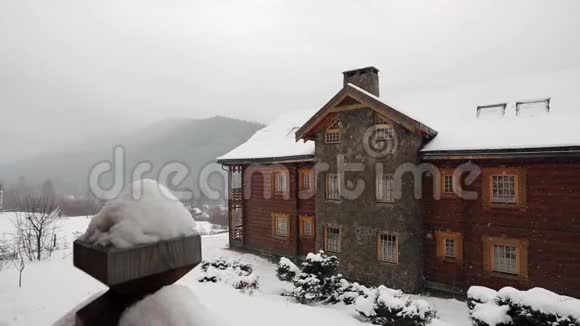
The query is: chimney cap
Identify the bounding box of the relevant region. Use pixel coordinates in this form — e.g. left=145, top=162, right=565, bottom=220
left=342, top=66, right=379, bottom=77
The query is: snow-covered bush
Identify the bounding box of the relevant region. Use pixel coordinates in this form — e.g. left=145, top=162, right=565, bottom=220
left=497, top=287, right=580, bottom=326
left=338, top=280, right=372, bottom=305
left=276, top=257, right=301, bottom=282
left=198, top=258, right=258, bottom=293
left=467, top=286, right=498, bottom=311
left=279, top=251, right=351, bottom=304
left=467, top=286, right=580, bottom=326
left=467, top=286, right=511, bottom=326
left=355, top=285, right=437, bottom=326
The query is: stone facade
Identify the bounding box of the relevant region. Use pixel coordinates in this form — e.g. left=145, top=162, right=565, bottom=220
left=314, top=107, right=425, bottom=292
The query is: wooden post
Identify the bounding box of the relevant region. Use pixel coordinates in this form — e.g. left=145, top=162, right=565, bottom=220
left=73, top=234, right=202, bottom=326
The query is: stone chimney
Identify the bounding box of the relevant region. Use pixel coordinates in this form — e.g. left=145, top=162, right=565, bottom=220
left=342, top=66, right=380, bottom=97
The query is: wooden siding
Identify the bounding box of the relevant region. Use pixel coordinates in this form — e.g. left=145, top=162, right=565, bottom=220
left=424, top=160, right=580, bottom=297
left=234, top=162, right=315, bottom=257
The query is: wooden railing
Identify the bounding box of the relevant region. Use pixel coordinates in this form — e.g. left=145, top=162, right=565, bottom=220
left=232, top=226, right=243, bottom=241
left=231, top=188, right=243, bottom=201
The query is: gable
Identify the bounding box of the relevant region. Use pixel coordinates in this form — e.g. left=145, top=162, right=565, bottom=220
left=295, top=84, right=437, bottom=141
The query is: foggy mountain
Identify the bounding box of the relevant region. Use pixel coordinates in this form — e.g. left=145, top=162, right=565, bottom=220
left=0, top=116, right=264, bottom=198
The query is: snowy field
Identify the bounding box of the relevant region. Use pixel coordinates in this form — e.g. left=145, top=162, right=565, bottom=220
left=0, top=214, right=469, bottom=326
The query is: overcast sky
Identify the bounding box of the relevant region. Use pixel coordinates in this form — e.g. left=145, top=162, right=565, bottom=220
left=1, top=0, right=579, bottom=161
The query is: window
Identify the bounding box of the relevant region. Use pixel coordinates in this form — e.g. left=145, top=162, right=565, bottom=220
left=443, top=175, right=454, bottom=194
left=445, top=239, right=455, bottom=258
left=377, top=174, right=395, bottom=203
left=482, top=236, right=528, bottom=278
left=378, top=233, right=398, bottom=264
left=326, top=173, right=340, bottom=200
left=299, top=168, right=313, bottom=191
left=374, top=114, right=394, bottom=141
left=273, top=170, right=289, bottom=194
left=324, top=226, right=341, bottom=253
left=516, top=98, right=550, bottom=117
left=483, top=168, right=526, bottom=208
left=299, top=215, right=314, bottom=238
left=493, top=244, right=518, bottom=274
left=325, top=120, right=341, bottom=144
left=476, top=103, right=507, bottom=120
left=272, top=213, right=289, bottom=239
left=492, top=175, right=516, bottom=204
left=434, top=230, right=463, bottom=263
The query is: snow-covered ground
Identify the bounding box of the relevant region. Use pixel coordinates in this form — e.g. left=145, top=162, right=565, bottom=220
left=0, top=215, right=469, bottom=326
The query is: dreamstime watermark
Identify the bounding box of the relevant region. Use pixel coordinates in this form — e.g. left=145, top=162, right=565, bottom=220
left=87, top=125, right=482, bottom=202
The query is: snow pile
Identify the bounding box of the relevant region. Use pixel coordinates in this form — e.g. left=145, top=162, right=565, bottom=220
left=80, top=179, right=196, bottom=248
left=354, top=285, right=437, bottom=326
left=467, top=286, right=580, bottom=326
left=119, top=285, right=226, bottom=326
left=198, top=258, right=258, bottom=293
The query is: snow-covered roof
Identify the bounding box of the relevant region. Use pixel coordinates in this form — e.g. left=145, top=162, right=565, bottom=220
left=218, top=67, right=580, bottom=162
left=217, top=109, right=316, bottom=162
left=385, top=68, right=580, bottom=152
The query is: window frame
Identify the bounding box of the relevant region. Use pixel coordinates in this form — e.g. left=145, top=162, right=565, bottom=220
left=377, top=232, right=398, bottom=264
left=376, top=173, right=395, bottom=203
left=325, top=119, right=341, bottom=144
left=374, top=113, right=394, bottom=142
left=482, top=235, right=528, bottom=279
left=491, top=174, right=517, bottom=204
left=299, top=167, right=313, bottom=191
left=271, top=213, right=290, bottom=239
left=299, top=215, right=315, bottom=239
left=482, top=168, right=527, bottom=208
left=434, top=230, right=463, bottom=264
left=325, top=173, right=341, bottom=201
left=324, top=225, right=341, bottom=253
left=272, top=169, right=289, bottom=195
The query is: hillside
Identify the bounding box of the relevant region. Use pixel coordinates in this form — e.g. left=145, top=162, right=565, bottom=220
left=0, top=116, right=264, bottom=199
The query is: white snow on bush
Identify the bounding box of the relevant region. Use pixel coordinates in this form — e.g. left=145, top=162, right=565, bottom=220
left=355, top=285, right=433, bottom=319
left=471, top=302, right=512, bottom=326
left=80, top=179, right=196, bottom=248
left=467, top=286, right=498, bottom=304
left=119, top=285, right=226, bottom=326
left=279, top=257, right=301, bottom=275
left=305, top=252, right=324, bottom=262
left=498, top=286, right=580, bottom=320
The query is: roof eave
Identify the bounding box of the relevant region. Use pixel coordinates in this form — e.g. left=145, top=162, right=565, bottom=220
left=217, top=154, right=315, bottom=165
left=421, top=146, right=580, bottom=160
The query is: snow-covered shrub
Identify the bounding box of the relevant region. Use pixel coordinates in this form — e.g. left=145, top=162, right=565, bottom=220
left=355, top=285, right=437, bottom=326
left=467, top=286, right=511, bottom=326
left=338, top=281, right=372, bottom=305
left=467, top=286, right=580, bottom=326
left=280, top=251, right=348, bottom=304
left=467, top=286, right=498, bottom=311
left=497, top=287, right=580, bottom=326
left=276, top=257, right=301, bottom=282
left=198, top=258, right=258, bottom=293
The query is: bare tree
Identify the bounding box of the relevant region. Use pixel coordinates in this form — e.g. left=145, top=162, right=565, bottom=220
left=12, top=243, right=25, bottom=287
left=0, top=239, right=12, bottom=271
left=13, top=193, right=60, bottom=261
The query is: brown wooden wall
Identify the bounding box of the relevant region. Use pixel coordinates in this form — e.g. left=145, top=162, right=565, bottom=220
left=237, top=162, right=316, bottom=257
left=424, top=159, right=580, bottom=297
